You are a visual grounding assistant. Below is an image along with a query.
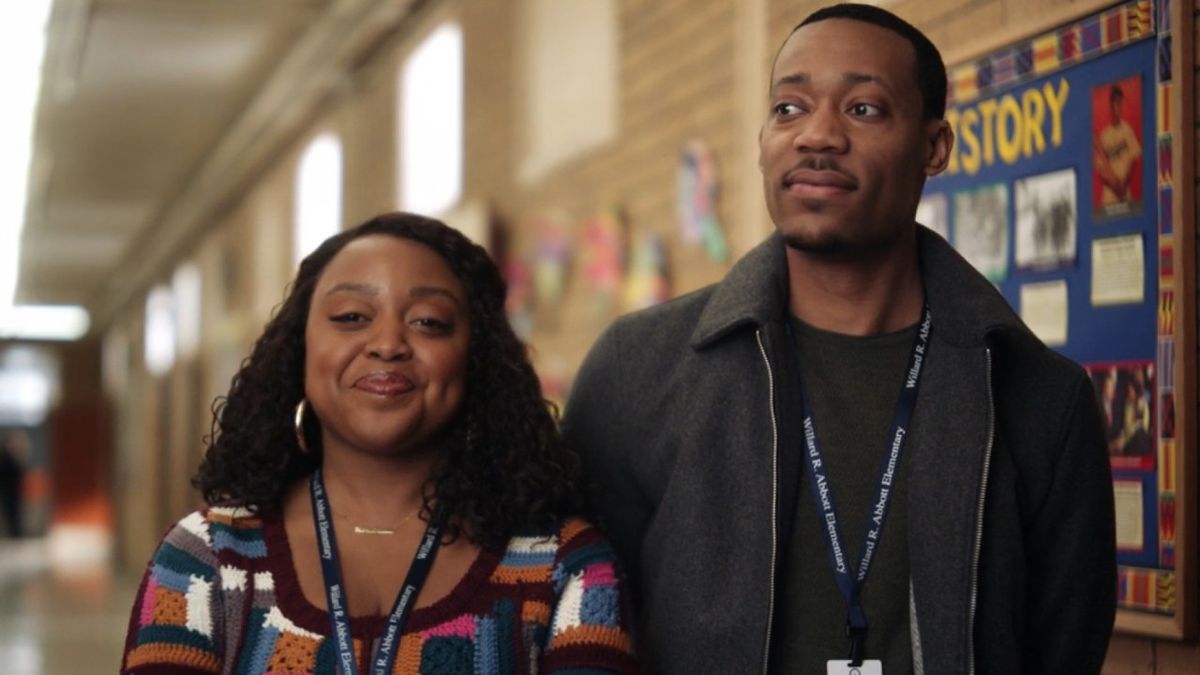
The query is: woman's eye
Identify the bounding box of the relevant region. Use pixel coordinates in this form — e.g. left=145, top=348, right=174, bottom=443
left=412, top=317, right=452, bottom=333
left=330, top=312, right=368, bottom=324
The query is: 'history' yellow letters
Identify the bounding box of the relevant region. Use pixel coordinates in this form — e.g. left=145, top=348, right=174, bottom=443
left=945, top=77, right=1070, bottom=176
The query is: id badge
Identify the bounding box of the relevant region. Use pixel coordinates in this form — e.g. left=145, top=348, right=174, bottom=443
left=827, top=660, right=882, bottom=675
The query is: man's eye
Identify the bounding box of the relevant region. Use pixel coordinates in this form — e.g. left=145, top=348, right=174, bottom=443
left=773, top=102, right=802, bottom=116
left=849, top=103, right=883, bottom=117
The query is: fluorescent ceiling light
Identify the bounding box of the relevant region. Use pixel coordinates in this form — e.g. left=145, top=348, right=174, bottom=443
left=0, top=305, right=90, bottom=341
left=0, top=345, right=60, bottom=425
left=0, top=369, right=54, bottom=425
left=0, top=1, right=53, bottom=309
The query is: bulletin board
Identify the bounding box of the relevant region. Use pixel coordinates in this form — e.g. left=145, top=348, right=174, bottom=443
left=921, top=0, right=1195, bottom=638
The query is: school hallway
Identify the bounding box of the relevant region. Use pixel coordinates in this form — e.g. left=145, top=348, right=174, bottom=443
left=0, top=535, right=137, bottom=674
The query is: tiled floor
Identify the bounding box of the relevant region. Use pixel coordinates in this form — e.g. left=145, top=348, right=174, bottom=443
left=0, top=538, right=138, bottom=675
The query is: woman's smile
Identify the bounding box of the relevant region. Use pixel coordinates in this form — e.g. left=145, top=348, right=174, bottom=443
left=352, top=370, right=416, bottom=397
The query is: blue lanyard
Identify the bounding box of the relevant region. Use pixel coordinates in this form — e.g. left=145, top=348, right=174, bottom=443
left=792, top=306, right=931, bottom=666
left=309, top=469, right=442, bottom=675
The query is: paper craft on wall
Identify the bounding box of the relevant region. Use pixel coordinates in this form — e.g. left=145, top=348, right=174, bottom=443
left=622, top=231, right=670, bottom=312
left=531, top=211, right=572, bottom=325
left=580, top=206, right=626, bottom=316
left=677, top=139, right=729, bottom=263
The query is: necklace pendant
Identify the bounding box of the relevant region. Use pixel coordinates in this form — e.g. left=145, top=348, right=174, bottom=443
left=353, top=525, right=396, bottom=535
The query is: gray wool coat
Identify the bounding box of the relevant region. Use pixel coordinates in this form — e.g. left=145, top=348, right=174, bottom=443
left=562, top=227, right=1116, bottom=674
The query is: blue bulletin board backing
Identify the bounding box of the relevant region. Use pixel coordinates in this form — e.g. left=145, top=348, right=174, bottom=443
left=924, top=21, right=1157, bottom=366
left=923, top=0, right=1181, bottom=616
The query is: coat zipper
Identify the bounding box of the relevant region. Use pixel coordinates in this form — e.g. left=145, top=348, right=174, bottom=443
left=755, top=329, right=780, bottom=675
left=966, top=348, right=995, bottom=675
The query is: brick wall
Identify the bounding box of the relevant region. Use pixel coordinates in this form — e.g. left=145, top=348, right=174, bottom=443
left=460, top=0, right=743, bottom=383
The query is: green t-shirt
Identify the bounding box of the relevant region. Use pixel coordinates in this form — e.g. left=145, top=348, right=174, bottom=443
left=770, top=316, right=918, bottom=674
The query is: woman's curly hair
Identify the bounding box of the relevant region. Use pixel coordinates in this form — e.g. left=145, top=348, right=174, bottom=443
left=193, top=212, right=582, bottom=548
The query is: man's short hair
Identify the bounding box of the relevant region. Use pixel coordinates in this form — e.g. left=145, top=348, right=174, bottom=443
left=1110, top=83, right=1125, bottom=104
left=793, top=3, right=947, bottom=120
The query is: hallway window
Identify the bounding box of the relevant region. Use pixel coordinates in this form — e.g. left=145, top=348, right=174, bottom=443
left=143, top=285, right=175, bottom=377
left=399, top=22, right=462, bottom=216
left=172, top=262, right=201, bottom=361
left=294, top=133, right=343, bottom=266
left=519, top=0, right=617, bottom=183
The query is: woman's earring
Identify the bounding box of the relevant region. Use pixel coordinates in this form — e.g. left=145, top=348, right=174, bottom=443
left=294, top=399, right=309, bottom=453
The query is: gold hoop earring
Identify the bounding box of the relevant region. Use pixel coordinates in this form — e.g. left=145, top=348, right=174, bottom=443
left=294, top=399, right=309, bottom=453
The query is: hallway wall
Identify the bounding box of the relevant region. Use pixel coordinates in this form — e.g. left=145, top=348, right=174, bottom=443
left=90, top=1, right=1196, bottom=670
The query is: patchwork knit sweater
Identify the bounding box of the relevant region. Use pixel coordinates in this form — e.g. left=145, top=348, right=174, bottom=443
left=121, top=507, right=637, bottom=674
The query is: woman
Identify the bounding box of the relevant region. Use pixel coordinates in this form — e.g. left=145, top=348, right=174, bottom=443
left=122, top=213, right=637, bottom=674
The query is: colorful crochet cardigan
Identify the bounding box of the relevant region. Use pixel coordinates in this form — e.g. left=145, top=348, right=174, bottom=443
left=121, top=506, right=637, bottom=674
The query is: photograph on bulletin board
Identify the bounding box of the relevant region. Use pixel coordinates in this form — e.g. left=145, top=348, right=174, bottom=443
left=1014, top=168, right=1077, bottom=271
left=951, top=183, right=1009, bottom=283
left=1092, top=74, right=1144, bottom=220
left=1085, top=361, right=1155, bottom=471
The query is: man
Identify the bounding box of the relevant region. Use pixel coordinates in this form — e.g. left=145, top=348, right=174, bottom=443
left=1094, top=83, right=1142, bottom=213
left=563, top=4, right=1116, bottom=673
left=0, top=430, right=28, bottom=538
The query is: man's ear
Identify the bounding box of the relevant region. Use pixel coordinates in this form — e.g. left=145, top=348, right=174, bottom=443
left=924, top=119, right=953, bottom=177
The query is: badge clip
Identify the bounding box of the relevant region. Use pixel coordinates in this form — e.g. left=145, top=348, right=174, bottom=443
left=846, top=623, right=868, bottom=667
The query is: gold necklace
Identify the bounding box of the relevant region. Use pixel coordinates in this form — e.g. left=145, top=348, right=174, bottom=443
left=337, top=508, right=421, bottom=536
left=352, top=525, right=399, bottom=536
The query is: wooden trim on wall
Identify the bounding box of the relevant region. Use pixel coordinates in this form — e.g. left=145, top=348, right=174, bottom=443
left=1112, top=0, right=1196, bottom=640
left=1177, top=0, right=1197, bottom=637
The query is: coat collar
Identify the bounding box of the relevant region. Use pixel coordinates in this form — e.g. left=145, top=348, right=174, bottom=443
left=690, top=226, right=1026, bottom=349
left=689, top=232, right=790, bottom=348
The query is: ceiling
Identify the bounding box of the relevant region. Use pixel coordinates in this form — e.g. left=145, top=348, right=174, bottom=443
left=21, top=0, right=420, bottom=332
